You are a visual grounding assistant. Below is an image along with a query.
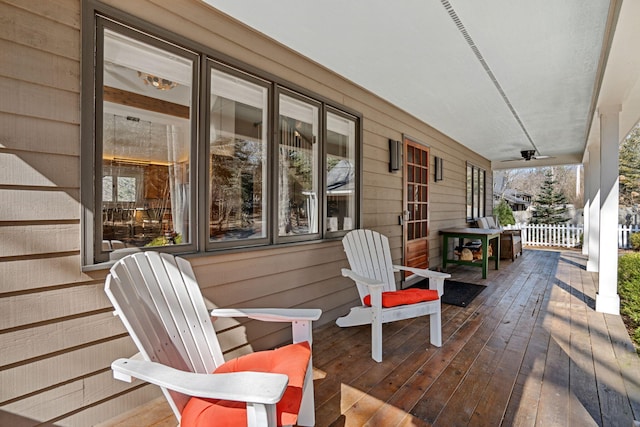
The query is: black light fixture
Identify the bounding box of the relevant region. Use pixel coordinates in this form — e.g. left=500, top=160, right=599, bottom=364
left=434, top=156, right=444, bottom=181
left=389, top=139, right=401, bottom=172
left=521, top=149, right=536, bottom=161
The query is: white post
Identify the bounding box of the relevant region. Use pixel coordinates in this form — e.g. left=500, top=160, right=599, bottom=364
left=576, top=165, right=581, bottom=200
left=587, top=144, right=600, bottom=272
left=596, top=105, right=621, bottom=315
left=582, top=160, right=590, bottom=255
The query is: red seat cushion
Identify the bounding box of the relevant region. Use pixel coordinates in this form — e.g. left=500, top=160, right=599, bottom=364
left=181, top=341, right=311, bottom=427
left=363, top=288, right=439, bottom=308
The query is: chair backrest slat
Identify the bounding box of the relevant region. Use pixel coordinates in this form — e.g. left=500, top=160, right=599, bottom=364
left=477, top=217, right=489, bottom=228
left=343, top=230, right=397, bottom=302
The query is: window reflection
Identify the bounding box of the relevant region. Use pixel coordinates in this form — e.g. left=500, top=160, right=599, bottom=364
left=209, top=68, right=268, bottom=241
left=326, top=111, right=356, bottom=232
left=93, top=22, right=361, bottom=263
left=466, top=163, right=486, bottom=219
left=278, top=94, right=319, bottom=236
left=101, top=29, right=192, bottom=250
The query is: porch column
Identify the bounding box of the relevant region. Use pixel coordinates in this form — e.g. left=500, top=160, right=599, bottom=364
left=587, top=144, right=600, bottom=272
left=582, top=158, right=590, bottom=256
left=596, top=105, right=621, bottom=315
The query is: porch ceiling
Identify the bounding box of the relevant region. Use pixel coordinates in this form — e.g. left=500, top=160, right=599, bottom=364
left=202, top=0, right=640, bottom=170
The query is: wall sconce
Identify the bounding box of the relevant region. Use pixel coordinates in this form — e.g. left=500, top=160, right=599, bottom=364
left=434, top=156, right=444, bottom=181
left=389, top=139, right=401, bottom=172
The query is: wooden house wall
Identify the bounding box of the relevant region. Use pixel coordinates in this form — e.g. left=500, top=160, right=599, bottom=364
left=0, top=0, right=492, bottom=424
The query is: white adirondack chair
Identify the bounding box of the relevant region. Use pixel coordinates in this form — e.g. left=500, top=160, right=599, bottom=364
left=104, top=251, right=322, bottom=427
left=338, top=229, right=451, bottom=362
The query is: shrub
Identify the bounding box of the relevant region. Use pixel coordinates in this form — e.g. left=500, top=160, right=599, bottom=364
left=630, top=232, right=640, bottom=251
left=618, top=253, right=640, bottom=353
left=495, top=199, right=516, bottom=226
left=145, top=233, right=183, bottom=247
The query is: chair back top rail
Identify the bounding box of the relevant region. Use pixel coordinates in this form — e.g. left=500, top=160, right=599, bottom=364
left=343, top=230, right=397, bottom=300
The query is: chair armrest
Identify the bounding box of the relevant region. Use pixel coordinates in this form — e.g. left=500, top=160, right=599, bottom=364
left=341, top=268, right=384, bottom=311
left=393, top=265, right=451, bottom=279
left=394, top=265, right=449, bottom=296
left=211, top=308, right=322, bottom=345
left=340, top=268, right=385, bottom=290
left=211, top=308, right=322, bottom=322
left=111, top=358, right=287, bottom=404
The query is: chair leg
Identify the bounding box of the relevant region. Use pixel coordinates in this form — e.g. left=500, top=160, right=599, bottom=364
left=370, top=293, right=383, bottom=362
left=430, top=310, right=442, bottom=347
left=371, top=317, right=383, bottom=362
left=296, top=360, right=316, bottom=426
left=371, top=307, right=382, bottom=362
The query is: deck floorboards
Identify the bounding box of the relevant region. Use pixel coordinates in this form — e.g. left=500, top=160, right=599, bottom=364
left=103, top=249, right=640, bottom=427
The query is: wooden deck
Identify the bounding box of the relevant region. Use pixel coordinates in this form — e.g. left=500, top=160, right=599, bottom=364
left=103, top=249, right=640, bottom=427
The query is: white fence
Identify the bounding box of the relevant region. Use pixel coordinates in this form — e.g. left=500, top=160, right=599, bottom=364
left=503, top=223, right=640, bottom=249
left=618, top=224, right=640, bottom=249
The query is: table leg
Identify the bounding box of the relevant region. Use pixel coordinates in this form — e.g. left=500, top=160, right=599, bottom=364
left=442, top=235, right=449, bottom=271
left=493, top=236, right=500, bottom=271
left=481, top=236, right=488, bottom=279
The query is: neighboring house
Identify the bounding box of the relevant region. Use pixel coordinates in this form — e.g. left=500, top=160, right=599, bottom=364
left=496, top=189, right=533, bottom=212
left=1, top=1, right=492, bottom=424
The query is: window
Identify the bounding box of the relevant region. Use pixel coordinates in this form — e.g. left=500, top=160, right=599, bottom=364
left=278, top=92, right=320, bottom=238
left=95, top=22, right=197, bottom=261
left=326, top=110, right=356, bottom=233
left=466, top=163, right=486, bottom=220
left=84, top=13, right=360, bottom=264
left=102, top=166, right=143, bottom=203
left=208, top=65, right=269, bottom=244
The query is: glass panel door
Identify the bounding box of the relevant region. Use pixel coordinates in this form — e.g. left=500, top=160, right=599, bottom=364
left=404, top=137, right=430, bottom=275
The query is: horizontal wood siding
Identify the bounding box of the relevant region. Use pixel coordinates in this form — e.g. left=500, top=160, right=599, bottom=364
left=0, top=1, right=162, bottom=425
left=0, top=0, right=492, bottom=424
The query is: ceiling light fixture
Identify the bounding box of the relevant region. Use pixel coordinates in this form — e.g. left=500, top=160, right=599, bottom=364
left=138, top=72, right=178, bottom=90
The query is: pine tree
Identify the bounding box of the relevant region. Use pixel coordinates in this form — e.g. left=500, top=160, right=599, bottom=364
left=530, top=169, right=569, bottom=224
left=495, top=198, right=516, bottom=225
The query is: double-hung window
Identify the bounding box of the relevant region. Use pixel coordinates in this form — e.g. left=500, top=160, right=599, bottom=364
left=84, top=14, right=360, bottom=264
left=466, top=162, right=486, bottom=220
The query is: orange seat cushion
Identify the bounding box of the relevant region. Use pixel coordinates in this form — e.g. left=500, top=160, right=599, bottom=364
left=181, top=341, right=311, bottom=427
left=363, top=288, right=439, bottom=308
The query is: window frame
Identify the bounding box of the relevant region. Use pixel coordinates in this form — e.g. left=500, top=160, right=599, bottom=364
left=81, top=5, right=362, bottom=266
left=205, top=60, right=273, bottom=251
left=274, top=87, right=323, bottom=244
left=102, top=165, right=144, bottom=204
left=89, top=16, right=201, bottom=263
left=324, top=106, right=359, bottom=238
left=466, top=162, right=487, bottom=221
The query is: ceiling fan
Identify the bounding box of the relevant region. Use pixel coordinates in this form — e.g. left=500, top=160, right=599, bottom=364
left=501, top=149, right=553, bottom=162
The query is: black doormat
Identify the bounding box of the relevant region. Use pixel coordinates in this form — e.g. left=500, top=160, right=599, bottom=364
left=409, top=279, right=486, bottom=307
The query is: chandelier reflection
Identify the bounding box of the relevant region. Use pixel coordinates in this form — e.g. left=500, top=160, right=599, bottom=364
left=138, top=72, right=178, bottom=90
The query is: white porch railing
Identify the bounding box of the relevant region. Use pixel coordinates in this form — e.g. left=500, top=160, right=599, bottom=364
left=502, top=223, right=640, bottom=249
